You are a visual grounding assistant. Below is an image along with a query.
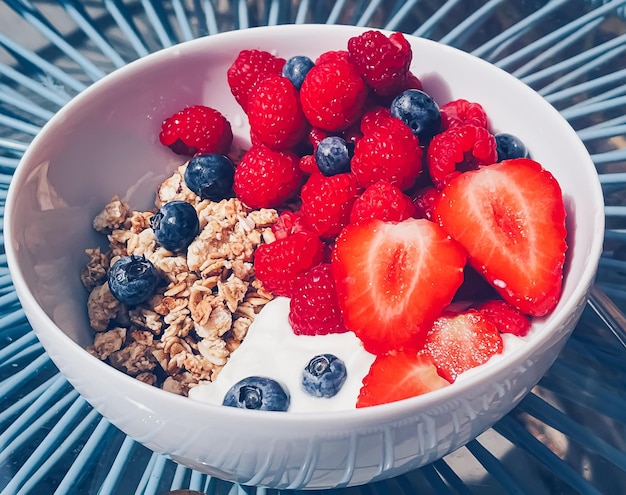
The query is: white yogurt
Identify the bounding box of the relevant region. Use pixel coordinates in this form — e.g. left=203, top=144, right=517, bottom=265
left=189, top=297, right=377, bottom=412
left=189, top=297, right=528, bottom=411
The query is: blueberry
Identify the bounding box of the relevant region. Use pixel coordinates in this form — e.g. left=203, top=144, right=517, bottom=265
left=223, top=376, right=290, bottom=411
left=108, top=255, right=159, bottom=306
left=495, top=133, right=529, bottom=161
left=184, top=153, right=235, bottom=201
left=301, top=354, right=347, bottom=398
left=282, top=55, right=315, bottom=90
left=315, top=136, right=353, bottom=176
left=390, top=89, right=441, bottom=142
left=150, top=200, right=199, bottom=252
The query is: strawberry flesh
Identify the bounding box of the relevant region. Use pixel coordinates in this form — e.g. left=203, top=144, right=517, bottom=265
left=357, top=351, right=449, bottom=407
left=423, top=310, right=503, bottom=382
left=332, top=218, right=466, bottom=354
left=434, top=158, right=567, bottom=316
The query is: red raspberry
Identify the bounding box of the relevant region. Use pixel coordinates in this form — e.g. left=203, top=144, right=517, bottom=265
left=350, top=180, right=416, bottom=225
left=300, top=173, right=360, bottom=239
left=288, top=263, right=348, bottom=335
left=351, top=113, right=422, bottom=190
left=478, top=299, right=532, bottom=337
left=300, top=60, right=368, bottom=132
left=254, top=231, right=324, bottom=297
left=272, top=210, right=309, bottom=240
left=403, top=71, right=423, bottom=92
left=373, top=71, right=423, bottom=106
left=347, top=30, right=412, bottom=97
left=427, top=124, right=497, bottom=189
left=440, top=99, right=489, bottom=130
left=298, top=154, right=319, bottom=174
left=315, top=50, right=349, bottom=65
left=227, top=49, right=286, bottom=112
left=359, top=107, right=392, bottom=134
left=233, top=145, right=302, bottom=208
left=248, top=75, right=308, bottom=150
left=159, top=105, right=233, bottom=156
left=411, top=186, right=439, bottom=220
left=308, top=128, right=329, bottom=151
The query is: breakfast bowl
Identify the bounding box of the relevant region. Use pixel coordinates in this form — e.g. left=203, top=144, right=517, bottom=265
left=4, top=24, right=604, bottom=489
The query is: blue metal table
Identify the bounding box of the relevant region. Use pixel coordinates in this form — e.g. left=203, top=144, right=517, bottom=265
left=0, top=1, right=625, bottom=493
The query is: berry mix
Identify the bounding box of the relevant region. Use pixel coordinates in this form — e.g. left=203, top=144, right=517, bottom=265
left=84, top=30, right=567, bottom=412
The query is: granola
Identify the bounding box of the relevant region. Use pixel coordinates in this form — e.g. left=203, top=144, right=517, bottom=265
left=83, top=162, right=278, bottom=396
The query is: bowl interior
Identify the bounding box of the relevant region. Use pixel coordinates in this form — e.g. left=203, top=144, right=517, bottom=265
left=5, top=24, right=604, bottom=403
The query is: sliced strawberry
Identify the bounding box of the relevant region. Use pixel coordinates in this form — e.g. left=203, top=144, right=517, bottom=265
left=478, top=299, right=531, bottom=337
left=332, top=218, right=466, bottom=354
left=423, top=309, right=503, bottom=382
left=356, top=351, right=449, bottom=408
left=434, top=158, right=567, bottom=316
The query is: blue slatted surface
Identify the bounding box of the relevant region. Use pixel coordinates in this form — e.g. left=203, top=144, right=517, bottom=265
left=0, top=1, right=625, bottom=493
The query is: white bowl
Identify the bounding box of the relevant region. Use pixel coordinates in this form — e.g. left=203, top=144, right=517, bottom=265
left=4, top=24, right=604, bottom=489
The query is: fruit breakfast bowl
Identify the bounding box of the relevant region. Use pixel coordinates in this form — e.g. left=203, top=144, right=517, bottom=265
left=4, top=24, right=604, bottom=489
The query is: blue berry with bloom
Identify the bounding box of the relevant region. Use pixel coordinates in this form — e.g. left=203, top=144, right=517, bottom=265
left=184, top=153, right=235, bottom=201
left=108, top=255, right=159, bottom=306
left=390, top=89, right=441, bottom=142
left=150, top=200, right=199, bottom=252
left=301, top=354, right=347, bottom=398
left=282, top=55, right=315, bottom=90
left=495, top=133, right=529, bottom=161
left=223, top=376, right=290, bottom=411
left=315, top=136, right=352, bottom=176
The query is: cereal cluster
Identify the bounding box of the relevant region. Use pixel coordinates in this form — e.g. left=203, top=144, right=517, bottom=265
left=82, top=165, right=277, bottom=396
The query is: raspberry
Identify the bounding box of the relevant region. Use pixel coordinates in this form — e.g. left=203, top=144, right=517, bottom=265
left=288, top=263, right=348, bottom=335
left=347, top=30, right=412, bottom=97
left=427, top=124, right=497, bottom=189
left=233, top=145, right=302, bottom=208
left=272, top=210, right=309, bottom=240
left=351, top=113, right=422, bottom=190
left=300, top=172, right=360, bottom=238
left=403, top=72, right=423, bottom=92
left=308, top=127, right=329, bottom=151
left=248, top=75, right=308, bottom=150
left=373, top=71, right=423, bottom=106
left=478, top=299, right=531, bottom=337
left=300, top=60, right=367, bottom=132
left=410, top=186, right=439, bottom=220
left=227, top=49, right=286, bottom=112
left=298, top=154, right=319, bottom=174
left=350, top=180, right=416, bottom=225
left=359, top=107, right=392, bottom=134
left=254, top=231, right=324, bottom=297
left=440, top=99, right=489, bottom=130
left=159, top=105, right=233, bottom=156
left=315, top=50, right=349, bottom=65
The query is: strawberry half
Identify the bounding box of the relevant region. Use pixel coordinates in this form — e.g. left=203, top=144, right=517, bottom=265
left=434, top=158, right=567, bottom=316
left=356, top=351, right=449, bottom=408
left=332, top=218, right=466, bottom=354
left=423, top=310, right=503, bottom=382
